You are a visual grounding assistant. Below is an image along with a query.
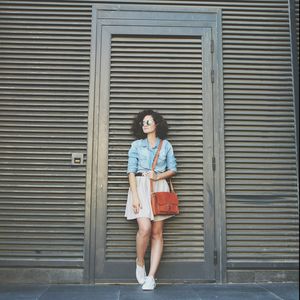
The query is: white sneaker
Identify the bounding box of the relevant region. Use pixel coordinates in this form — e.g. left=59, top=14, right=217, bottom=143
left=136, top=258, right=146, bottom=285
left=142, top=275, right=156, bottom=290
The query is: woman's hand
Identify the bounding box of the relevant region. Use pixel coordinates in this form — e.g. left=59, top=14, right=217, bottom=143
left=146, top=171, right=158, bottom=181
left=132, top=194, right=142, bottom=214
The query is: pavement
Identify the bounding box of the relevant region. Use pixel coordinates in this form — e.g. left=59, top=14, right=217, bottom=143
left=0, top=282, right=298, bottom=300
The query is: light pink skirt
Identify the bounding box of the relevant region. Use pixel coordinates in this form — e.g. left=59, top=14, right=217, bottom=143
left=125, top=175, right=175, bottom=222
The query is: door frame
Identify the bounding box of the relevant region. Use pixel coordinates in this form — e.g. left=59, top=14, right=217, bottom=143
left=84, top=3, right=225, bottom=283
left=97, top=24, right=214, bottom=282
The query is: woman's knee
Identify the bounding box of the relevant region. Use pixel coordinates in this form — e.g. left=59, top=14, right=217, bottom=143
left=138, top=226, right=151, bottom=238
left=137, top=220, right=151, bottom=238
left=151, top=228, right=163, bottom=241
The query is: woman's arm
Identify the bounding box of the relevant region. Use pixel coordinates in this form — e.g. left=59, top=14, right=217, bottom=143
left=147, top=170, right=176, bottom=181
left=128, top=172, right=142, bottom=213
left=128, top=172, right=138, bottom=195
left=156, top=170, right=176, bottom=180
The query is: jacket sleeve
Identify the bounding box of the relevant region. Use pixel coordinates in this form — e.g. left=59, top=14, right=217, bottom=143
left=166, top=142, right=177, bottom=173
left=127, top=141, right=138, bottom=174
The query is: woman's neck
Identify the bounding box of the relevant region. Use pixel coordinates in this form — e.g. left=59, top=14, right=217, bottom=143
left=147, top=132, right=157, bottom=148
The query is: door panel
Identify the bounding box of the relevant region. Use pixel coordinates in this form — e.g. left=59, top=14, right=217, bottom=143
left=91, top=7, right=216, bottom=282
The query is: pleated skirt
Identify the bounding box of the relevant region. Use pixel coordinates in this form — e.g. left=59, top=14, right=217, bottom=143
left=125, top=175, right=175, bottom=222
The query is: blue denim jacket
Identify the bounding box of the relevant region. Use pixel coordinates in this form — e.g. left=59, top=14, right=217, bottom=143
left=127, top=138, right=177, bottom=174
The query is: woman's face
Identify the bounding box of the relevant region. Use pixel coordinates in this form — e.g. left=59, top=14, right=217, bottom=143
left=142, top=115, right=157, bottom=134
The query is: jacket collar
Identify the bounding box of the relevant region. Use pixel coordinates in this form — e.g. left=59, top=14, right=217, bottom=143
left=142, top=137, right=160, bottom=149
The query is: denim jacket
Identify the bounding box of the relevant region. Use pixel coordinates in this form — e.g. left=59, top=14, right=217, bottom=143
left=127, top=138, right=177, bottom=174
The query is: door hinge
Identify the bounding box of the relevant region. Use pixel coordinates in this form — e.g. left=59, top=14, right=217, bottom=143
left=214, top=250, right=218, bottom=265
left=211, top=69, right=214, bottom=83
left=211, top=39, right=214, bottom=53
left=212, top=156, right=216, bottom=171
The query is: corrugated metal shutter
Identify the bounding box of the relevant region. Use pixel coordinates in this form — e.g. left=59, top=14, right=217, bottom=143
left=106, top=35, right=205, bottom=261
left=0, top=2, right=91, bottom=267
left=296, top=0, right=300, bottom=61
left=222, top=3, right=299, bottom=267
left=0, top=0, right=298, bottom=276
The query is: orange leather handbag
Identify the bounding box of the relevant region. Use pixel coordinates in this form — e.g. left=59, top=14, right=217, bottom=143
left=150, top=140, right=179, bottom=215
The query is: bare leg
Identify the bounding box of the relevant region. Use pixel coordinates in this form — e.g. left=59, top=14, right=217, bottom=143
left=136, top=217, right=152, bottom=266
left=148, top=220, right=164, bottom=277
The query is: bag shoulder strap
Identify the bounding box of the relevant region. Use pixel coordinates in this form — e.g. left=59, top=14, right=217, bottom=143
left=150, top=139, right=175, bottom=193
left=151, top=140, right=164, bottom=171
left=150, top=140, right=163, bottom=196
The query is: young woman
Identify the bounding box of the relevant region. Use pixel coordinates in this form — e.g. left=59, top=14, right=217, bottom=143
left=124, top=109, right=177, bottom=290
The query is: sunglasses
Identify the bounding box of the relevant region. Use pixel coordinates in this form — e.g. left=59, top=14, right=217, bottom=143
left=140, top=119, right=155, bottom=126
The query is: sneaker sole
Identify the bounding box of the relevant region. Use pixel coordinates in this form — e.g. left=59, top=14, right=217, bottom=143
left=142, top=287, right=156, bottom=291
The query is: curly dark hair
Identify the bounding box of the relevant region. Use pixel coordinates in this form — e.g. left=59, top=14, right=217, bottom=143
left=130, top=109, right=168, bottom=139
